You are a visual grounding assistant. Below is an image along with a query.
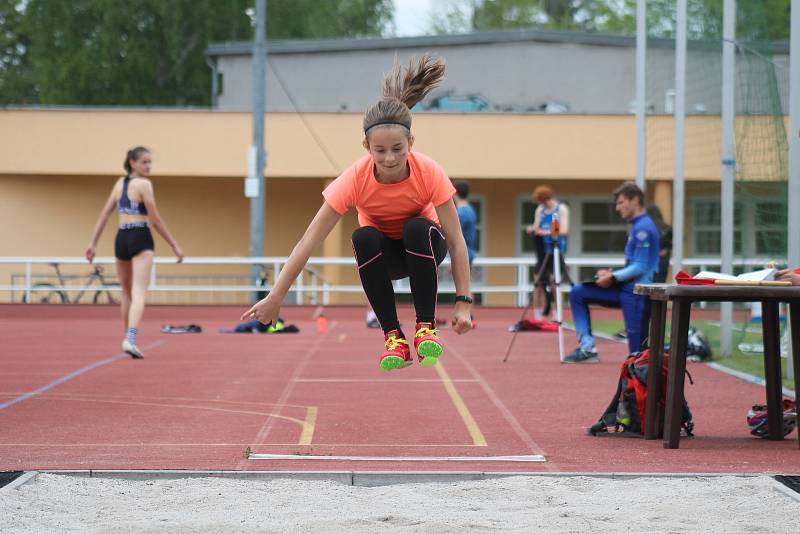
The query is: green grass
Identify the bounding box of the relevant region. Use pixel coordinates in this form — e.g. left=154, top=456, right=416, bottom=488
left=564, top=318, right=796, bottom=390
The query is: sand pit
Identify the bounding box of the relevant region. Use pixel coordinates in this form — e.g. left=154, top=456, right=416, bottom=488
left=2, top=473, right=799, bottom=533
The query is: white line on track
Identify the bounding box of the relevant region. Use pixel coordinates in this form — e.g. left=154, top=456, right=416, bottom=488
left=248, top=453, right=545, bottom=462
left=295, top=378, right=478, bottom=383
left=447, top=344, right=553, bottom=469
left=0, top=340, right=165, bottom=411
left=237, top=322, right=336, bottom=468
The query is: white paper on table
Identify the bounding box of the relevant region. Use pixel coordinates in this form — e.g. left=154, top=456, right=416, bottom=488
left=694, top=268, right=776, bottom=282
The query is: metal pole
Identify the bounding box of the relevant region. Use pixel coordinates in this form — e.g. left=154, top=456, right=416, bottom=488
left=672, top=0, right=687, bottom=275
left=553, top=245, right=565, bottom=362
left=787, top=0, right=800, bottom=375
left=250, top=0, right=267, bottom=302
left=635, top=0, right=647, bottom=190
left=790, top=0, right=800, bottom=271
left=720, top=0, right=736, bottom=357
left=24, top=261, right=31, bottom=303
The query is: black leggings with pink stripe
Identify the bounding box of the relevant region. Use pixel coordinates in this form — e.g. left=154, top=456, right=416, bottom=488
left=352, top=217, right=448, bottom=336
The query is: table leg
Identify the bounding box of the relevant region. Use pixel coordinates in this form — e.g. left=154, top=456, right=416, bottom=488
left=664, top=298, right=691, bottom=449
left=761, top=301, right=783, bottom=441
left=645, top=299, right=667, bottom=440
left=790, top=303, right=800, bottom=449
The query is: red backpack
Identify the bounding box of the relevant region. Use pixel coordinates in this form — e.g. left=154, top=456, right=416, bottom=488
left=589, top=349, right=694, bottom=437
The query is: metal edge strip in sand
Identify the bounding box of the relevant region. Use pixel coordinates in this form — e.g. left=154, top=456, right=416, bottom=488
left=773, top=479, right=800, bottom=502
left=0, top=471, right=38, bottom=492
left=30, top=470, right=800, bottom=488
left=41, top=470, right=353, bottom=484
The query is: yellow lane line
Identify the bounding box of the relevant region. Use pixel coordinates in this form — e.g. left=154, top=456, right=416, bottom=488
left=298, top=406, right=318, bottom=445
left=435, top=362, right=487, bottom=447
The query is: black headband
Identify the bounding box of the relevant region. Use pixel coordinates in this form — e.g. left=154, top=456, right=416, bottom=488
left=364, top=121, right=411, bottom=134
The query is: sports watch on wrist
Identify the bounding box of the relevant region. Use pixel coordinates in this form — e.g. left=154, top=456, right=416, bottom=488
left=455, top=295, right=473, bottom=304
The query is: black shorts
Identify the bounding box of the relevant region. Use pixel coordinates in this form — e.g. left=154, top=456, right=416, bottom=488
left=115, top=226, right=154, bottom=261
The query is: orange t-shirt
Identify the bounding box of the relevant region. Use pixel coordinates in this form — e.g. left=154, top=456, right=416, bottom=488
left=322, top=151, right=456, bottom=239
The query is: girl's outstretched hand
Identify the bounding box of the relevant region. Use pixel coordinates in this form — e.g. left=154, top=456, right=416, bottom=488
left=451, top=303, right=472, bottom=334
left=240, top=294, right=281, bottom=326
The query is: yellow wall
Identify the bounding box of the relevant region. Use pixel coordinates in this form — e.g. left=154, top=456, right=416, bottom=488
left=0, top=174, right=331, bottom=254
left=2, top=109, right=772, bottom=305
left=1, top=109, right=734, bottom=181
left=0, top=174, right=358, bottom=304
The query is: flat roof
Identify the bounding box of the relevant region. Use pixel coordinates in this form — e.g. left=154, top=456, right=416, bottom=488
left=206, top=28, right=789, bottom=57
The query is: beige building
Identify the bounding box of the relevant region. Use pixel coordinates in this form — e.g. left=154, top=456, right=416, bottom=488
left=0, top=108, right=762, bottom=305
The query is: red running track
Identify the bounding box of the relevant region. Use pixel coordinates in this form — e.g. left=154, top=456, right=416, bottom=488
left=0, top=304, right=797, bottom=473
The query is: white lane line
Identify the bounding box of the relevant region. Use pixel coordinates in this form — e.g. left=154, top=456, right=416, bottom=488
left=447, top=344, right=553, bottom=469
left=237, top=323, right=334, bottom=468
left=248, top=453, right=545, bottom=462
left=295, top=378, right=478, bottom=383
left=704, top=361, right=796, bottom=397
left=0, top=340, right=165, bottom=411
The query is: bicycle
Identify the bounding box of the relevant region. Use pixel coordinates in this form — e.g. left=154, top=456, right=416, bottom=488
left=21, top=263, right=120, bottom=304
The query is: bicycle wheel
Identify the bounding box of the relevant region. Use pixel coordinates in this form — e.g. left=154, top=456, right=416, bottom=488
left=93, top=283, right=120, bottom=305
left=21, top=283, right=67, bottom=304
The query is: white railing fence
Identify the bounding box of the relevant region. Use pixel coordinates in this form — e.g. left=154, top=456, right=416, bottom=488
left=0, top=256, right=784, bottom=306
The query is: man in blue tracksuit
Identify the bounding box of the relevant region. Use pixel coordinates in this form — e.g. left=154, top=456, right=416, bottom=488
left=454, top=181, right=477, bottom=265
left=565, top=182, right=660, bottom=363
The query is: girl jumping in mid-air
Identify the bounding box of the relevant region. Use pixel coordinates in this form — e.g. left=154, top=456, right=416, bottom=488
left=242, top=54, right=473, bottom=370
left=86, top=147, right=184, bottom=358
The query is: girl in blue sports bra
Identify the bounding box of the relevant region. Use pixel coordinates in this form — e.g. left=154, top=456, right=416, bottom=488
left=85, top=146, right=184, bottom=359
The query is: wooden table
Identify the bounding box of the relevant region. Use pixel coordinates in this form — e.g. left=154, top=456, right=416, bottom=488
left=634, top=283, right=800, bottom=449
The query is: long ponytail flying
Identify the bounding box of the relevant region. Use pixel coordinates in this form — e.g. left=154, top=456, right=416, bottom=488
left=363, top=53, right=446, bottom=135
left=382, top=53, right=446, bottom=110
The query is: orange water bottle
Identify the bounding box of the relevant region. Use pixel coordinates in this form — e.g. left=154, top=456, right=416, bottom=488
left=316, top=313, right=328, bottom=335
left=551, top=211, right=560, bottom=248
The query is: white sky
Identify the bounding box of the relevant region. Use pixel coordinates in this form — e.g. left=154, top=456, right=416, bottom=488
left=393, top=0, right=437, bottom=36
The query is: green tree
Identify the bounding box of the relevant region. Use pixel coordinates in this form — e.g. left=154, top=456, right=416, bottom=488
left=469, top=0, right=630, bottom=33
left=1, top=0, right=254, bottom=106
left=636, top=0, right=791, bottom=41
left=0, top=0, right=32, bottom=102
left=268, top=0, right=392, bottom=39
left=429, top=1, right=474, bottom=35
left=1, top=0, right=393, bottom=106
left=431, top=0, right=790, bottom=41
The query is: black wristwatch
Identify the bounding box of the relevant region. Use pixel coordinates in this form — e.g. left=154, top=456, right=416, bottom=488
left=455, top=295, right=473, bottom=304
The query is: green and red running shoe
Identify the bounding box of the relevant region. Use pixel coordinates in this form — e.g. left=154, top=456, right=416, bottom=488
left=414, top=322, right=443, bottom=366
left=379, top=330, right=413, bottom=371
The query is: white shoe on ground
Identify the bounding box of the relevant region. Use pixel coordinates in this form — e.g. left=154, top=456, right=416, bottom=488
left=122, top=339, right=144, bottom=359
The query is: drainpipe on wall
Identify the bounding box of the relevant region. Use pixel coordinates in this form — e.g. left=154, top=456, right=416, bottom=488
left=205, top=55, right=219, bottom=109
